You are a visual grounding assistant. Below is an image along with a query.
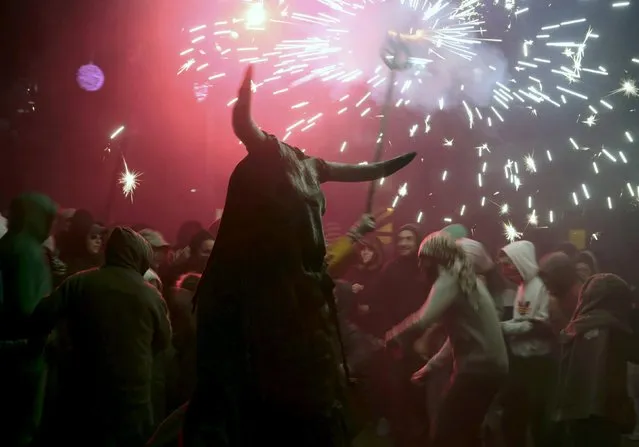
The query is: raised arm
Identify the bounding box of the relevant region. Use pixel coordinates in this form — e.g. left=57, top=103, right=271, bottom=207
left=386, top=272, right=459, bottom=343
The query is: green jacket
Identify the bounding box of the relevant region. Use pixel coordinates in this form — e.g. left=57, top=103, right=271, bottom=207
left=0, top=193, right=56, bottom=340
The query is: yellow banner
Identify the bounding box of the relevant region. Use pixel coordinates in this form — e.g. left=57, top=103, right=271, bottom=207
left=568, top=229, right=586, bottom=250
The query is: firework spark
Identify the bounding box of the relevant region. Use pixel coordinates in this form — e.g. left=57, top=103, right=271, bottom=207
left=177, top=0, right=638, bottom=241
left=119, top=158, right=141, bottom=201
left=503, top=221, right=522, bottom=242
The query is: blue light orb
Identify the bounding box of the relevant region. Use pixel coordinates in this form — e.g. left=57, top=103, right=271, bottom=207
left=193, top=82, right=209, bottom=102
left=76, top=64, right=105, bottom=92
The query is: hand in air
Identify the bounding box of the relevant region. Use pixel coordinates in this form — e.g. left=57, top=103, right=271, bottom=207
left=358, top=214, right=376, bottom=235
left=352, top=283, right=364, bottom=294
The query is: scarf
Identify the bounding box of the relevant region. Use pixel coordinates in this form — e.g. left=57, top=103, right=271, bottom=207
left=419, top=231, right=477, bottom=298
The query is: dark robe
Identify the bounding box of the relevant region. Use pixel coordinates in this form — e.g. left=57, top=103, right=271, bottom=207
left=184, top=136, right=350, bottom=447
left=553, top=274, right=639, bottom=446
left=183, top=66, right=415, bottom=447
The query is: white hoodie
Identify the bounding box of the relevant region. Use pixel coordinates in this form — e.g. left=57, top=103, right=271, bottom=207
left=0, top=212, right=7, bottom=239
left=144, top=268, right=163, bottom=292
left=501, top=240, right=551, bottom=357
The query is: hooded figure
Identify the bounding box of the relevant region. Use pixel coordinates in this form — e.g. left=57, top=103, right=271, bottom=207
left=363, top=223, right=426, bottom=337
left=0, top=193, right=56, bottom=447
left=167, top=273, right=202, bottom=409
left=32, top=227, right=172, bottom=446
left=499, top=240, right=555, bottom=447
left=553, top=274, right=639, bottom=446
left=183, top=65, right=415, bottom=447
left=538, top=251, right=582, bottom=334
left=500, top=240, right=552, bottom=356
left=575, top=250, right=599, bottom=282
left=343, top=235, right=385, bottom=286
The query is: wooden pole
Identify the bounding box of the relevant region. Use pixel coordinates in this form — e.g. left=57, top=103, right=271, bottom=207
left=365, top=68, right=397, bottom=214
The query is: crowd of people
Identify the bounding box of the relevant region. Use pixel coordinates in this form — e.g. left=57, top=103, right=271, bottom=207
left=1, top=192, right=638, bottom=447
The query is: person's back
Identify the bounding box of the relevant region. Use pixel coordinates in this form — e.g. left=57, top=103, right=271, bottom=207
left=63, top=266, right=167, bottom=407
left=33, top=227, right=171, bottom=446
left=439, top=272, right=508, bottom=375
left=0, top=193, right=56, bottom=336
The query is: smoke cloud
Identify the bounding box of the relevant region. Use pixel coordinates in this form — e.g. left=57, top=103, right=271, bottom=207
left=324, top=1, right=510, bottom=113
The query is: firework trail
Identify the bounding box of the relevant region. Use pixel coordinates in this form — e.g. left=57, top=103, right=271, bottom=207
left=178, top=0, right=637, bottom=241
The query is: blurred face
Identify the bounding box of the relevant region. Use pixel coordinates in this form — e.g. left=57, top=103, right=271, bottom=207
left=360, top=246, right=374, bottom=264
left=397, top=230, right=418, bottom=257
left=53, top=214, right=71, bottom=233
left=538, top=272, right=558, bottom=297
left=576, top=262, right=592, bottom=282
left=498, top=252, right=522, bottom=284
left=86, top=232, right=103, bottom=255
left=152, top=246, right=170, bottom=270
left=198, top=239, right=215, bottom=258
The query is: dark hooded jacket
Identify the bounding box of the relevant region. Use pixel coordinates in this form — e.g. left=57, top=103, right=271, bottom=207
left=0, top=193, right=56, bottom=447
left=343, top=236, right=385, bottom=286
left=33, top=227, right=172, bottom=417
left=167, top=273, right=201, bottom=408
left=553, top=274, right=639, bottom=428
left=0, top=193, right=56, bottom=341
left=363, top=225, right=428, bottom=337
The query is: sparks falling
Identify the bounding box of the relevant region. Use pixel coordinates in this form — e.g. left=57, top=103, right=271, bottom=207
left=177, top=0, right=638, bottom=237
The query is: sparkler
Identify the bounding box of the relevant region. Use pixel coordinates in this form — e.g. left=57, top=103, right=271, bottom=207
left=119, top=158, right=141, bottom=202
left=178, top=0, right=638, bottom=241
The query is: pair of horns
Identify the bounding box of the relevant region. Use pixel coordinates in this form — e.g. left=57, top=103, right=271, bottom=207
left=232, top=66, right=416, bottom=183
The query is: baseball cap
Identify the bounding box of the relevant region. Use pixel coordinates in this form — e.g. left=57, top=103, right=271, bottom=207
left=139, top=228, right=171, bottom=248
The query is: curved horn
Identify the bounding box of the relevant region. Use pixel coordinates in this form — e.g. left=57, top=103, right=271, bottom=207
left=322, top=152, right=416, bottom=183
left=232, top=65, right=266, bottom=151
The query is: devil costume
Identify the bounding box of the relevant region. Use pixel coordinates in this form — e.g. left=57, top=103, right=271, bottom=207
left=182, top=66, right=415, bottom=447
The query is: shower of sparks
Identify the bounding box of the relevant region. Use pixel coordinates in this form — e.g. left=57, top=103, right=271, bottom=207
left=180, top=0, right=512, bottom=140
left=527, top=209, right=538, bottom=226
left=177, top=1, right=638, bottom=239
left=524, top=155, right=536, bottom=173
left=503, top=221, right=522, bottom=242
left=613, top=78, right=638, bottom=97
left=582, top=115, right=597, bottom=126
left=119, top=158, right=141, bottom=201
